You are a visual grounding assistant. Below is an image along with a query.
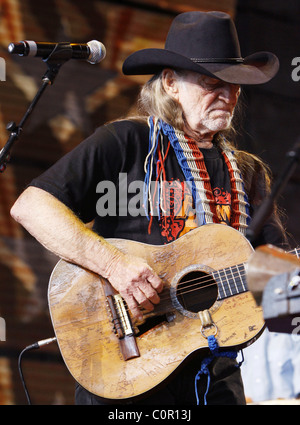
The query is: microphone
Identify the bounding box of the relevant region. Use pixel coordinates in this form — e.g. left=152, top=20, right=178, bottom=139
left=8, top=40, right=106, bottom=64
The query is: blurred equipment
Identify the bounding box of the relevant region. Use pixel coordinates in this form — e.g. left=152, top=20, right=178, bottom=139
left=247, top=245, right=300, bottom=333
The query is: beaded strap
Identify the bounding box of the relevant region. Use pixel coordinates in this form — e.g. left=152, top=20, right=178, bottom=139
left=144, top=117, right=250, bottom=234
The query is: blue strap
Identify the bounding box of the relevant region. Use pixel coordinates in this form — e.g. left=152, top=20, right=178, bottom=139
left=195, top=335, right=243, bottom=405
left=160, top=120, right=206, bottom=226
left=143, top=117, right=162, bottom=220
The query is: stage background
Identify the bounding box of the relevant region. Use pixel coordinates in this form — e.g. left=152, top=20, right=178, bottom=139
left=0, top=0, right=299, bottom=405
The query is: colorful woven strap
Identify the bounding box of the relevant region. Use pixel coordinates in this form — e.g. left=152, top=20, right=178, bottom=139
left=144, top=117, right=250, bottom=234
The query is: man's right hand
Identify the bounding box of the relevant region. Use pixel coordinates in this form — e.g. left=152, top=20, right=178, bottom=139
left=104, top=253, right=164, bottom=321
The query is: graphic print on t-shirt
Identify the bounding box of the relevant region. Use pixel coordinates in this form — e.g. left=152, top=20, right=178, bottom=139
left=213, top=187, right=231, bottom=225
left=158, top=180, right=232, bottom=244
left=158, top=179, right=198, bottom=243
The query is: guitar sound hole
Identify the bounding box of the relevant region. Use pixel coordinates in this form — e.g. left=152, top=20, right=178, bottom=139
left=176, top=271, right=218, bottom=313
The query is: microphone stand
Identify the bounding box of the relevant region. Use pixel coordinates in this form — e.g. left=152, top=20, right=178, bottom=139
left=246, top=140, right=300, bottom=245
left=0, top=43, right=72, bottom=172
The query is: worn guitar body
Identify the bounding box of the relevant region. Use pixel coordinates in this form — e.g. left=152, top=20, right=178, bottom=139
left=48, top=224, right=264, bottom=401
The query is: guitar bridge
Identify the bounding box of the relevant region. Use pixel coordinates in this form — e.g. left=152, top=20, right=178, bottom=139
left=113, top=294, right=134, bottom=336
left=103, top=278, right=140, bottom=361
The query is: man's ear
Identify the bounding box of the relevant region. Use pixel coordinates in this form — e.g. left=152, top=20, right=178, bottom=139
left=162, top=69, right=179, bottom=100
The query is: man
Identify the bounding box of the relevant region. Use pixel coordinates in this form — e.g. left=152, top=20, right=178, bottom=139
left=11, top=11, right=286, bottom=405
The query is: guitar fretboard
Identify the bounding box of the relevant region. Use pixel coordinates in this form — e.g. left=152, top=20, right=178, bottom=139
left=213, top=247, right=300, bottom=301
left=291, top=247, right=300, bottom=258
left=213, top=264, right=247, bottom=300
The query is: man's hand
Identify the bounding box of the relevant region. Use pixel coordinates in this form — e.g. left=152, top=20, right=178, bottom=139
left=11, top=187, right=163, bottom=322
left=104, top=253, right=164, bottom=321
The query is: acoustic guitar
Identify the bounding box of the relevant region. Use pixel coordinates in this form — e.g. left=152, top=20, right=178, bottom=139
left=48, top=223, right=265, bottom=401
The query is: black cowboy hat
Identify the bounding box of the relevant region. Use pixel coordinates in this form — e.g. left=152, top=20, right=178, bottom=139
left=122, top=11, right=279, bottom=84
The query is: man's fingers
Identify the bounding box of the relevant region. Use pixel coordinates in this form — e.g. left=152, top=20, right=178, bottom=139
left=141, top=281, right=161, bottom=305
left=133, top=287, right=155, bottom=311
left=110, top=257, right=164, bottom=320
left=144, top=268, right=164, bottom=293
left=124, top=282, right=160, bottom=318
left=125, top=294, right=143, bottom=321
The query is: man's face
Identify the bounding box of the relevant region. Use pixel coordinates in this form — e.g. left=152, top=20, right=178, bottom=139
left=175, top=71, right=240, bottom=139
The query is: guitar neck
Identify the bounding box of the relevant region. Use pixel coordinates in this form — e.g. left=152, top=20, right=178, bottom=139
left=290, top=247, right=300, bottom=258
left=213, top=263, right=247, bottom=300
left=215, top=246, right=300, bottom=301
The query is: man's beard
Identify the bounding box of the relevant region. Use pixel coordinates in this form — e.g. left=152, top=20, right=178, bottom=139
left=201, top=110, right=234, bottom=132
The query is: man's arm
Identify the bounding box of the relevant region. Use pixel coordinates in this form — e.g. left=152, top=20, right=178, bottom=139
left=11, top=186, right=163, bottom=320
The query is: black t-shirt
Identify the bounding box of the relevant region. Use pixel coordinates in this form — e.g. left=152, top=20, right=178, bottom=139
left=30, top=119, right=285, bottom=247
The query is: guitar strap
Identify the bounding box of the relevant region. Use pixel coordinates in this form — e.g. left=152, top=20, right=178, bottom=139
left=144, top=117, right=251, bottom=235
left=194, top=335, right=244, bottom=405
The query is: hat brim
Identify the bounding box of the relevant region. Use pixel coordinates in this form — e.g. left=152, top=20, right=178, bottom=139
left=122, top=49, right=279, bottom=85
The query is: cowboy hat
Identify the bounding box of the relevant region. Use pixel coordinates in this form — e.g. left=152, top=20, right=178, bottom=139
left=122, top=11, right=279, bottom=84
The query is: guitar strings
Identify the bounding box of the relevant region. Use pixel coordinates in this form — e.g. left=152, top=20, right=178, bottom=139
left=155, top=263, right=247, bottom=301
left=128, top=247, right=300, bottom=312
left=110, top=247, right=300, bottom=318
left=138, top=247, right=300, bottom=305
left=119, top=264, right=249, bottom=315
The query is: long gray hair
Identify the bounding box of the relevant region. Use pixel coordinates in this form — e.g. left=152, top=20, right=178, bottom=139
left=136, top=71, right=184, bottom=130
